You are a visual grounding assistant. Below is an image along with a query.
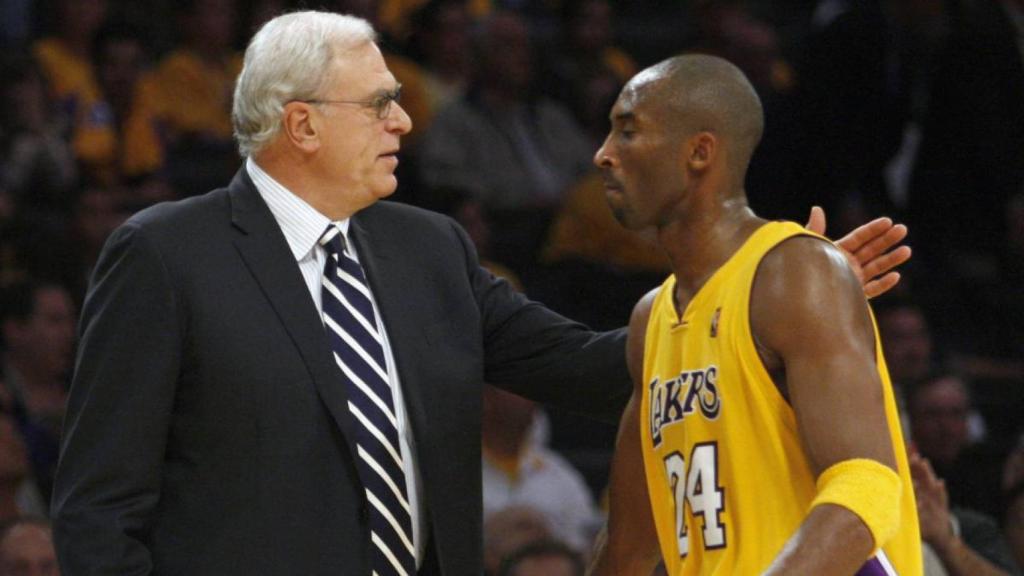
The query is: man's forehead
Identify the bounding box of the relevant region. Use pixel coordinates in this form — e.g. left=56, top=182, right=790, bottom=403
left=331, top=41, right=397, bottom=92
left=614, top=66, right=670, bottom=116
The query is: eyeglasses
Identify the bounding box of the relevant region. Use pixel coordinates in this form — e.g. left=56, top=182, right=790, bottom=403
left=297, top=84, right=403, bottom=120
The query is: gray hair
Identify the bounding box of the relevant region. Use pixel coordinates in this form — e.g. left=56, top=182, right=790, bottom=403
left=232, top=11, right=376, bottom=157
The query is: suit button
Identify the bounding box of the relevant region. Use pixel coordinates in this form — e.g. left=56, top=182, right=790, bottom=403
left=359, top=503, right=369, bottom=524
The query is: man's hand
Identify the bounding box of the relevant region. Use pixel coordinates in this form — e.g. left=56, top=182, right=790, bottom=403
left=911, top=453, right=956, bottom=551
left=805, top=206, right=912, bottom=299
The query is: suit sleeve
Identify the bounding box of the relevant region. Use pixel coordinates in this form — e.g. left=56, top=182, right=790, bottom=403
left=448, top=220, right=631, bottom=423
left=52, top=222, right=183, bottom=575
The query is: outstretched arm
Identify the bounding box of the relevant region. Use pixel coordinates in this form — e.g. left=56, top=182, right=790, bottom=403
left=589, top=290, right=663, bottom=576
left=805, top=206, right=912, bottom=299
left=752, top=237, right=901, bottom=575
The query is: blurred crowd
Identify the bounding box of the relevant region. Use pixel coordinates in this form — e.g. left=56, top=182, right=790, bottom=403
left=0, top=0, right=1021, bottom=574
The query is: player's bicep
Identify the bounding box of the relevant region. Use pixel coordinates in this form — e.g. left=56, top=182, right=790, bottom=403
left=751, top=237, right=896, bottom=476
left=627, top=289, right=658, bottom=390
left=601, top=388, right=662, bottom=572
left=592, top=291, right=662, bottom=574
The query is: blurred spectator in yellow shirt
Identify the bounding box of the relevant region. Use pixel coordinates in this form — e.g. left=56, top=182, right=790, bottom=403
left=32, top=0, right=116, bottom=185
left=91, top=22, right=163, bottom=185
left=127, top=0, right=242, bottom=195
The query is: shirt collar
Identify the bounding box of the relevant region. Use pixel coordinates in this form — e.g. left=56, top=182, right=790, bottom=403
left=246, top=157, right=351, bottom=261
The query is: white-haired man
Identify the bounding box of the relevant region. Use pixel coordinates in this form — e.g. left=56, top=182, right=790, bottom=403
left=50, top=11, right=631, bottom=576
left=52, top=10, right=909, bottom=576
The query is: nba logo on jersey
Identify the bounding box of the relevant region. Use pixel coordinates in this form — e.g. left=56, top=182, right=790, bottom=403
left=710, top=307, right=722, bottom=337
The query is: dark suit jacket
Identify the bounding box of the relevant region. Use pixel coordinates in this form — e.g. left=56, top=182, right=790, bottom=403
left=52, top=169, right=630, bottom=575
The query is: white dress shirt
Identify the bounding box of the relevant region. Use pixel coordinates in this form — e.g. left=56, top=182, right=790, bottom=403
left=247, top=158, right=426, bottom=565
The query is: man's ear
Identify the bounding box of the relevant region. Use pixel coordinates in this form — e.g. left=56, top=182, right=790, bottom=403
left=686, top=131, right=716, bottom=172
left=282, top=102, right=320, bottom=153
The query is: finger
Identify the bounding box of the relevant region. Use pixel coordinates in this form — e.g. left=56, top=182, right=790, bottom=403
left=909, top=452, right=929, bottom=480
left=852, top=223, right=908, bottom=264
left=864, top=272, right=900, bottom=299
left=860, top=246, right=913, bottom=281
left=921, top=459, right=945, bottom=492
left=805, top=206, right=826, bottom=235
left=835, top=217, right=893, bottom=253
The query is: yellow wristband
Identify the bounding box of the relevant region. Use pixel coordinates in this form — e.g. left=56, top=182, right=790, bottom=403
left=809, top=458, right=903, bottom=549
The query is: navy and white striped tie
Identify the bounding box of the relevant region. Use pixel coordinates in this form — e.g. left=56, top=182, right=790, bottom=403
left=319, top=224, right=415, bottom=576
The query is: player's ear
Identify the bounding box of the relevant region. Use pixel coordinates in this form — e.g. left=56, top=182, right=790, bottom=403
left=686, top=131, right=716, bottom=172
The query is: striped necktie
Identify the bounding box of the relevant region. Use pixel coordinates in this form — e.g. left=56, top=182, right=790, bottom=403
left=319, top=224, right=415, bottom=576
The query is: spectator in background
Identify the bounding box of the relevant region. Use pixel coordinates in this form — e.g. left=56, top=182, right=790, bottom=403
left=906, top=0, right=1024, bottom=391
left=419, top=10, right=593, bottom=272
left=0, top=280, right=75, bottom=503
left=497, top=539, right=585, bottom=576
left=0, top=406, right=46, bottom=522
left=406, top=0, right=474, bottom=118
left=909, top=373, right=1005, bottom=519
left=428, top=187, right=522, bottom=284
left=912, top=452, right=1020, bottom=575
left=59, top=187, right=130, bottom=304
left=130, top=0, right=242, bottom=196
left=689, top=1, right=792, bottom=97
left=910, top=0, right=1024, bottom=279
left=0, top=53, right=78, bottom=216
left=92, top=21, right=162, bottom=186
left=547, top=0, right=636, bottom=145
left=0, top=518, right=59, bottom=576
left=1005, top=481, right=1024, bottom=572
left=483, top=506, right=555, bottom=576
left=878, top=301, right=934, bottom=391
left=794, top=0, right=950, bottom=228
left=32, top=0, right=115, bottom=186
left=481, top=385, right=600, bottom=553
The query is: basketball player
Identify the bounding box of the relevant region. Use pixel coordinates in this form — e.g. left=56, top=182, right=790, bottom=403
left=588, top=55, right=922, bottom=575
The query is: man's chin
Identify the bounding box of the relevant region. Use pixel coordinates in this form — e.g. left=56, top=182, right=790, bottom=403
left=373, top=176, right=399, bottom=199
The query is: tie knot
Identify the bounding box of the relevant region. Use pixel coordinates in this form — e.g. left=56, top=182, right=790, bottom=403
left=319, top=225, right=347, bottom=257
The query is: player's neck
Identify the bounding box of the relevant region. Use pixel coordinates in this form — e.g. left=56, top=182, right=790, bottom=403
left=661, top=197, right=764, bottom=302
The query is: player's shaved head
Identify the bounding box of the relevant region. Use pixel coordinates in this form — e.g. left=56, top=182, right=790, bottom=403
left=624, top=53, right=764, bottom=173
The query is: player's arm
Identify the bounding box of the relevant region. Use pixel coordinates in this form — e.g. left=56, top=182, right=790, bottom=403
left=751, top=236, right=901, bottom=575
left=589, top=289, right=663, bottom=576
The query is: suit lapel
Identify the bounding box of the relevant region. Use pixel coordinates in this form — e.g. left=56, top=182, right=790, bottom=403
left=227, top=170, right=361, bottom=460
left=349, top=216, right=433, bottom=450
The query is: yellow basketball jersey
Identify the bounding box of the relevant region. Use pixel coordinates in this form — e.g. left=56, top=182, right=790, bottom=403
left=640, top=221, right=921, bottom=575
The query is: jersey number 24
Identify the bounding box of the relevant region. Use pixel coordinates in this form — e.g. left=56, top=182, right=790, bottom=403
left=663, top=442, right=726, bottom=556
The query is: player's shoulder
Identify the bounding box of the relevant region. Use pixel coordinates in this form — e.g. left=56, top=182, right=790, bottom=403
left=626, top=285, right=665, bottom=385
left=751, top=231, right=872, bottom=351
left=755, top=232, right=858, bottom=296
left=630, top=286, right=662, bottom=332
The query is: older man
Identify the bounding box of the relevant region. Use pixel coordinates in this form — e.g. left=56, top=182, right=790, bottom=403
left=52, top=11, right=629, bottom=576
left=53, top=10, right=908, bottom=576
